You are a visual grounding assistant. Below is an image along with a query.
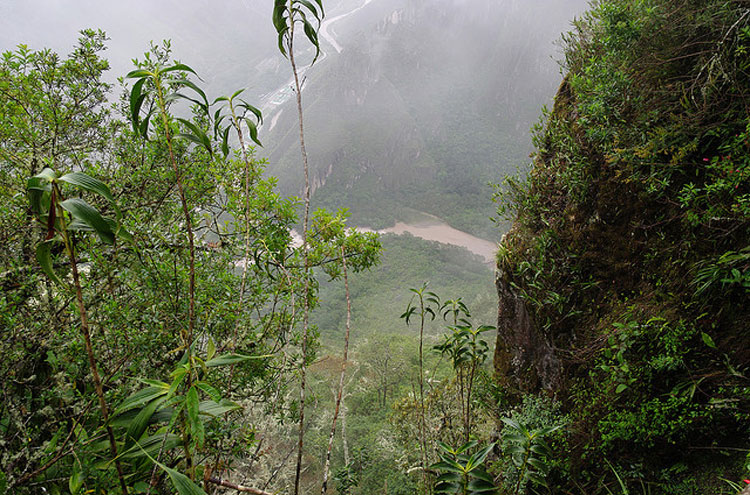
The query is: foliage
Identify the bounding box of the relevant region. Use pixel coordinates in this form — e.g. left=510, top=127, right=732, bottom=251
left=495, top=395, right=567, bottom=495
left=499, top=418, right=557, bottom=495
left=333, top=462, right=359, bottom=495
left=431, top=441, right=497, bottom=495
left=0, top=29, right=385, bottom=494
left=434, top=320, right=492, bottom=442
left=492, top=0, right=750, bottom=491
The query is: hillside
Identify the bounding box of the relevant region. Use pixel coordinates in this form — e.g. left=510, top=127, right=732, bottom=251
left=262, top=0, right=588, bottom=239
left=494, top=0, right=750, bottom=491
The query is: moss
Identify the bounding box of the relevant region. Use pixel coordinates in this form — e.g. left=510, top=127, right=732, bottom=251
left=493, top=0, right=750, bottom=490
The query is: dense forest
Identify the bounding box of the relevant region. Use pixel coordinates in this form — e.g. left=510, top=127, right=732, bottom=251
left=1, top=0, right=749, bottom=494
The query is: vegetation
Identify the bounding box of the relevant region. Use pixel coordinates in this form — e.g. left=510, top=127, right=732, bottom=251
left=0, top=31, right=380, bottom=494
left=494, top=0, right=750, bottom=492
left=5, top=0, right=750, bottom=494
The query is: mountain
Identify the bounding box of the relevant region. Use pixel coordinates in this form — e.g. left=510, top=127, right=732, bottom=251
left=261, top=0, right=589, bottom=238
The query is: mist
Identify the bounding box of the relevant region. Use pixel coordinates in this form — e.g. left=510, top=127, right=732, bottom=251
left=1, top=0, right=590, bottom=237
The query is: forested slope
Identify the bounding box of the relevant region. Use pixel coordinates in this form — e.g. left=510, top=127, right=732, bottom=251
left=263, top=0, right=587, bottom=238
left=494, top=0, right=750, bottom=491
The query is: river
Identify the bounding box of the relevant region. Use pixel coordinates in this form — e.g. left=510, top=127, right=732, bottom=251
left=290, top=212, right=497, bottom=266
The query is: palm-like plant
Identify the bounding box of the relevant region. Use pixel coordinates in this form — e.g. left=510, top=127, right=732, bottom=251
left=434, top=324, right=492, bottom=442
left=431, top=441, right=497, bottom=495
left=500, top=418, right=559, bottom=494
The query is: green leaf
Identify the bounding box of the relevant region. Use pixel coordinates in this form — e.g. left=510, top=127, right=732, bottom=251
left=205, top=353, right=271, bottom=367
left=133, top=481, right=150, bottom=493
left=239, top=99, right=263, bottom=124
left=527, top=457, right=549, bottom=474
left=165, top=465, right=208, bottom=495
left=60, top=198, right=115, bottom=244
left=36, top=240, right=63, bottom=285
left=430, top=461, right=464, bottom=474
left=701, top=332, right=717, bottom=349
left=467, top=479, right=496, bottom=493
left=186, top=386, right=200, bottom=427
left=121, top=433, right=180, bottom=459
left=161, top=63, right=200, bottom=79
left=527, top=471, right=548, bottom=487
left=114, top=386, right=169, bottom=416
left=435, top=482, right=462, bottom=494
left=615, top=383, right=628, bottom=394
left=195, top=381, right=221, bottom=402
left=58, top=172, right=115, bottom=203
left=172, top=78, right=209, bottom=114
left=221, top=126, right=230, bottom=158
left=297, top=0, right=320, bottom=18
left=199, top=399, right=242, bottom=417
left=176, top=118, right=212, bottom=155
left=302, top=17, right=321, bottom=63
left=500, top=417, right=522, bottom=431
left=231, top=88, right=246, bottom=100
left=126, top=69, right=152, bottom=79
left=139, top=109, right=153, bottom=138
left=469, top=443, right=493, bottom=466
left=123, top=433, right=182, bottom=459
left=436, top=473, right=462, bottom=483
left=206, top=338, right=216, bottom=361
left=69, top=462, right=84, bottom=495
left=471, top=470, right=494, bottom=483
left=242, top=117, right=262, bottom=147
left=27, top=177, right=51, bottom=215
left=172, top=92, right=208, bottom=114
left=125, top=396, right=166, bottom=444
left=129, top=77, right=148, bottom=131
left=136, top=441, right=208, bottom=495
left=186, top=386, right=205, bottom=448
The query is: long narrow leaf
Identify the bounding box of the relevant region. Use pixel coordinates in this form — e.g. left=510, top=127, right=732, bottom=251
left=60, top=198, right=115, bottom=245
left=36, top=240, right=63, bottom=286
left=161, top=63, right=200, bottom=79
left=129, top=77, right=147, bottom=131
left=126, top=69, right=152, bottom=79
left=135, top=441, right=208, bottom=495
left=59, top=172, right=115, bottom=203
left=205, top=353, right=271, bottom=367
left=114, top=386, right=169, bottom=416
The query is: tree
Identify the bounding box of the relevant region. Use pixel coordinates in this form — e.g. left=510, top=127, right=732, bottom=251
left=271, top=1, right=326, bottom=493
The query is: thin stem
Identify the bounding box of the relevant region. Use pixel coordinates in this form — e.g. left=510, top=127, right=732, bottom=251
left=321, top=245, right=352, bottom=494
left=57, top=192, right=128, bottom=495
left=155, top=74, right=196, bottom=479
left=155, top=78, right=196, bottom=355
left=228, top=99, right=255, bottom=387
left=289, top=5, right=314, bottom=493
left=418, top=294, right=429, bottom=495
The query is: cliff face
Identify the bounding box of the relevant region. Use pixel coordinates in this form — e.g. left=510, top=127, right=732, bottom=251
left=494, top=263, right=561, bottom=394
left=494, top=0, right=750, bottom=491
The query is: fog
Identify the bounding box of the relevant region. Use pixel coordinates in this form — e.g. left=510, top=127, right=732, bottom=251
left=1, top=0, right=590, bottom=236
left=0, top=0, right=588, bottom=98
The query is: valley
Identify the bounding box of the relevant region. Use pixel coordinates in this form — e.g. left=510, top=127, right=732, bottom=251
left=6, top=1, right=745, bottom=494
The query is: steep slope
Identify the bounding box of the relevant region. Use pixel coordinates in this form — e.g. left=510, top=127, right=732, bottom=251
left=262, top=0, right=589, bottom=238
left=494, top=0, right=750, bottom=492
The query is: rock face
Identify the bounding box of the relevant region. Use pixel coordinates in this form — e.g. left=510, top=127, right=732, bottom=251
left=494, top=264, right=561, bottom=396
left=491, top=0, right=750, bottom=490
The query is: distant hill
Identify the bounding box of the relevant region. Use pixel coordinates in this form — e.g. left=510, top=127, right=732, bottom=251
left=261, top=0, right=589, bottom=238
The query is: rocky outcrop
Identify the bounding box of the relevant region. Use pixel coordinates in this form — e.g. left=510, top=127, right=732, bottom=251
left=494, top=263, right=561, bottom=396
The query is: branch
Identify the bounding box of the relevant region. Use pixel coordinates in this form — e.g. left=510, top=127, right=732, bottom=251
left=207, top=477, right=274, bottom=495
